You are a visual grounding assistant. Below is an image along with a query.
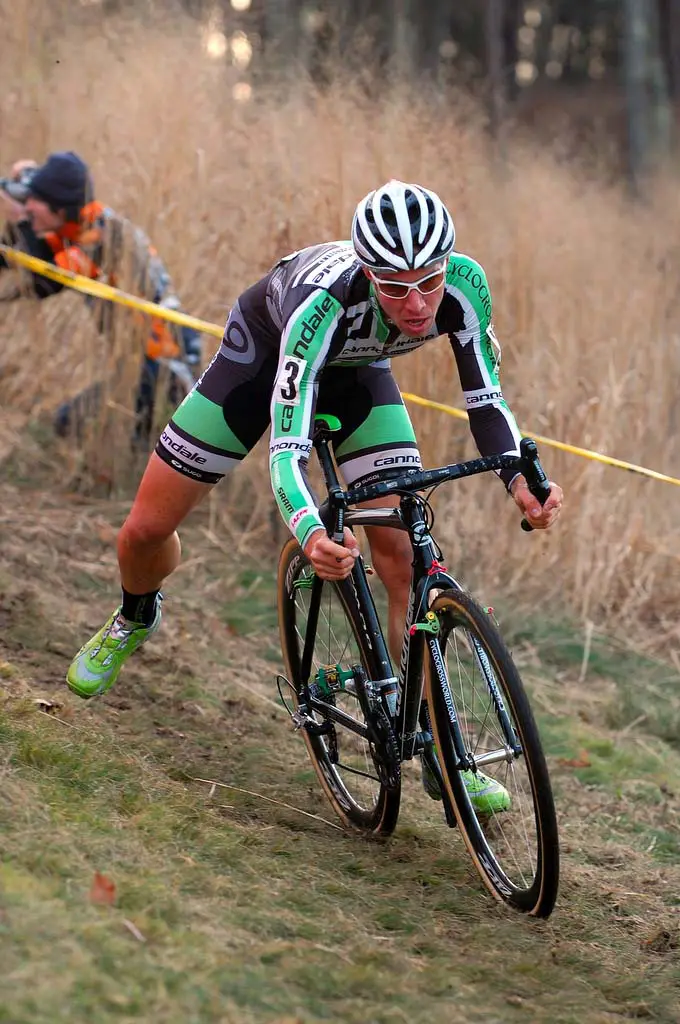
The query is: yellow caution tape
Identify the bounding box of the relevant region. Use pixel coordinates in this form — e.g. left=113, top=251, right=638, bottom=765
left=3, top=244, right=679, bottom=488
left=401, top=392, right=680, bottom=488
left=0, top=244, right=224, bottom=339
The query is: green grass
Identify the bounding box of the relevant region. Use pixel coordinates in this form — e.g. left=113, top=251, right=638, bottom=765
left=1, top=512, right=680, bottom=1023
left=507, top=614, right=680, bottom=747
left=220, top=568, right=280, bottom=635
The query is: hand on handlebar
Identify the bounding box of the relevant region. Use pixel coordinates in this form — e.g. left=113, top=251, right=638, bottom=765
left=304, top=527, right=360, bottom=580
left=511, top=475, right=563, bottom=530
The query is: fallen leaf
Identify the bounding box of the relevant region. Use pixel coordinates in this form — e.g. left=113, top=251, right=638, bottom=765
left=557, top=751, right=591, bottom=769
left=89, top=872, right=116, bottom=906
left=96, top=522, right=117, bottom=544
left=643, top=927, right=679, bottom=954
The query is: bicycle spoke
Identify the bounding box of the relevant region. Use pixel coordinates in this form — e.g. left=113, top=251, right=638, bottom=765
left=424, top=588, right=559, bottom=916
left=290, top=564, right=382, bottom=813
left=446, top=626, right=539, bottom=883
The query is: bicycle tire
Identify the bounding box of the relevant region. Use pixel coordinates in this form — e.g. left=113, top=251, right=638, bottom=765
left=424, top=588, right=559, bottom=916
left=277, top=538, right=401, bottom=835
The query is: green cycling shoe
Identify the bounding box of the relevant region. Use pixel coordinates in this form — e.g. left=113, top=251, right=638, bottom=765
left=460, top=768, right=511, bottom=814
left=421, top=752, right=511, bottom=814
left=66, top=601, right=162, bottom=699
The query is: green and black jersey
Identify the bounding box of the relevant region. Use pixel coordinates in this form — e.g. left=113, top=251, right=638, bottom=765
left=156, top=242, right=522, bottom=548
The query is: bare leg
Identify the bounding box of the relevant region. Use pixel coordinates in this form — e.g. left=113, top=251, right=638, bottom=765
left=361, top=496, right=413, bottom=664
left=117, top=452, right=215, bottom=593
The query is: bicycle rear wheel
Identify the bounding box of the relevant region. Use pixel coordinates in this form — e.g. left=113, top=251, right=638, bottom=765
left=424, top=588, right=559, bottom=916
left=277, top=538, right=401, bottom=836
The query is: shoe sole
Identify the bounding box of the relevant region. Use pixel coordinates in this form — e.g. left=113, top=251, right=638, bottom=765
left=66, top=675, right=111, bottom=699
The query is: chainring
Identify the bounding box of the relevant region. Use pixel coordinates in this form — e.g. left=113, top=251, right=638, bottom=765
left=367, top=704, right=401, bottom=792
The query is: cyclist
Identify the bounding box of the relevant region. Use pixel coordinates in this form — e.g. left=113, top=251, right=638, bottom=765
left=0, top=151, right=202, bottom=446
left=66, top=179, right=563, bottom=811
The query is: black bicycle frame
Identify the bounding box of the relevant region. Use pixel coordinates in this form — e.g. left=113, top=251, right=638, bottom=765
left=390, top=494, right=461, bottom=761
left=295, top=435, right=394, bottom=741
left=300, top=427, right=542, bottom=765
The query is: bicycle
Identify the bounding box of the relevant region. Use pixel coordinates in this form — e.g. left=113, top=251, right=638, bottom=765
left=276, top=415, right=559, bottom=917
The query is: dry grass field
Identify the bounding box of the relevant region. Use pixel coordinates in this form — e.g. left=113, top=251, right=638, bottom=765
left=1, top=5, right=680, bottom=1020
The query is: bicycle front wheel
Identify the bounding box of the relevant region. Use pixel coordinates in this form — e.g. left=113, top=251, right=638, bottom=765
left=277, top=538, right=401, bottom=836
left=424, top=589, right=559, bottom=916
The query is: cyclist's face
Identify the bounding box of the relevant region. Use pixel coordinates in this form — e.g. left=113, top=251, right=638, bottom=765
left=24, top=196, right=65, bottom=236
left=365, top=264, right=446, bottom=337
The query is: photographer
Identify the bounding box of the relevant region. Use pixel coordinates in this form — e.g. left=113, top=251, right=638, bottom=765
left=0, top=151, right=202, bottom=446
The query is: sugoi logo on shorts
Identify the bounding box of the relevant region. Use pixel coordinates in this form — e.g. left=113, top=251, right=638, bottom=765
left=290, top=507, right=311, bottom=529
left=161, top=431, right=207, bottom=464
left=169, top=457, right=204, bottom=480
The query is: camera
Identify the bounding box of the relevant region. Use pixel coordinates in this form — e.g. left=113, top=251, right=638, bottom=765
left=0, top=166, right=36, bottom=203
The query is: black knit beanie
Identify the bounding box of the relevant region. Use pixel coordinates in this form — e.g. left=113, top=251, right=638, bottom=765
left=28, top=151, right=94, bottom=221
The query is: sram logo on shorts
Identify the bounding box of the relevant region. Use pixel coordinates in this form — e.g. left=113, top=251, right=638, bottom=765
left=161, top=431, right=207, bottom=464
left=289, top=507, right=311, bottom=530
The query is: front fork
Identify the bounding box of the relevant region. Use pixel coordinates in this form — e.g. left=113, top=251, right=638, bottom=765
left=423, top=612, right=522, bottom=770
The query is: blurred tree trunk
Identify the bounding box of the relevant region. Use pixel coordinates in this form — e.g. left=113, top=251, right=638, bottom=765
left=648, top=0, right=673, bottom=155
left=670, top=0, right=680, bottom=100
left=623, top=0, right=651, bottom=190
left=356, top=0, right=393, bottom=79
left=503, top=0, right=522, bottom=102
left=391, top=0, right=418, bottom=81
left=420, top=0, right=450, bottom=78
left=485, top=0, right=523, bottom=144
left=657, top=0, right=680, bottom=101
left=262, top=0, right=301, bottom=68
left=622, top=0, right=672, bottom=191
left=486, top=0, right=506, bottom=144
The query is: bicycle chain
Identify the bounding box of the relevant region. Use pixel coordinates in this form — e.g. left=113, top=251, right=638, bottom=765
left=367, top=704, right=401, bottom=792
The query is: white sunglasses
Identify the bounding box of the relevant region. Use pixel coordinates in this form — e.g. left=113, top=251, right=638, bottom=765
left=369, top=266, right=446, bottom=300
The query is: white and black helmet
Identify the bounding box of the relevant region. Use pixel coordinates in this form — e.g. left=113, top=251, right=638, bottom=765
left=351, top=180, right=455, bottom=273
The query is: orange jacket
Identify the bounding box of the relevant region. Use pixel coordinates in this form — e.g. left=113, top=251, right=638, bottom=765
left=43, top=202, right=182, bottom=360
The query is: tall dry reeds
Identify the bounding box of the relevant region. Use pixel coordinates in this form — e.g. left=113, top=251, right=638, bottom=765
left=2, top=1, right=680, bottom=646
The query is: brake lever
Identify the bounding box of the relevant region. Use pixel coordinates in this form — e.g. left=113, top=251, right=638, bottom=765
left=327, top=484, right=346, bottom=544
left=518, top=437, right=552, bottom=533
